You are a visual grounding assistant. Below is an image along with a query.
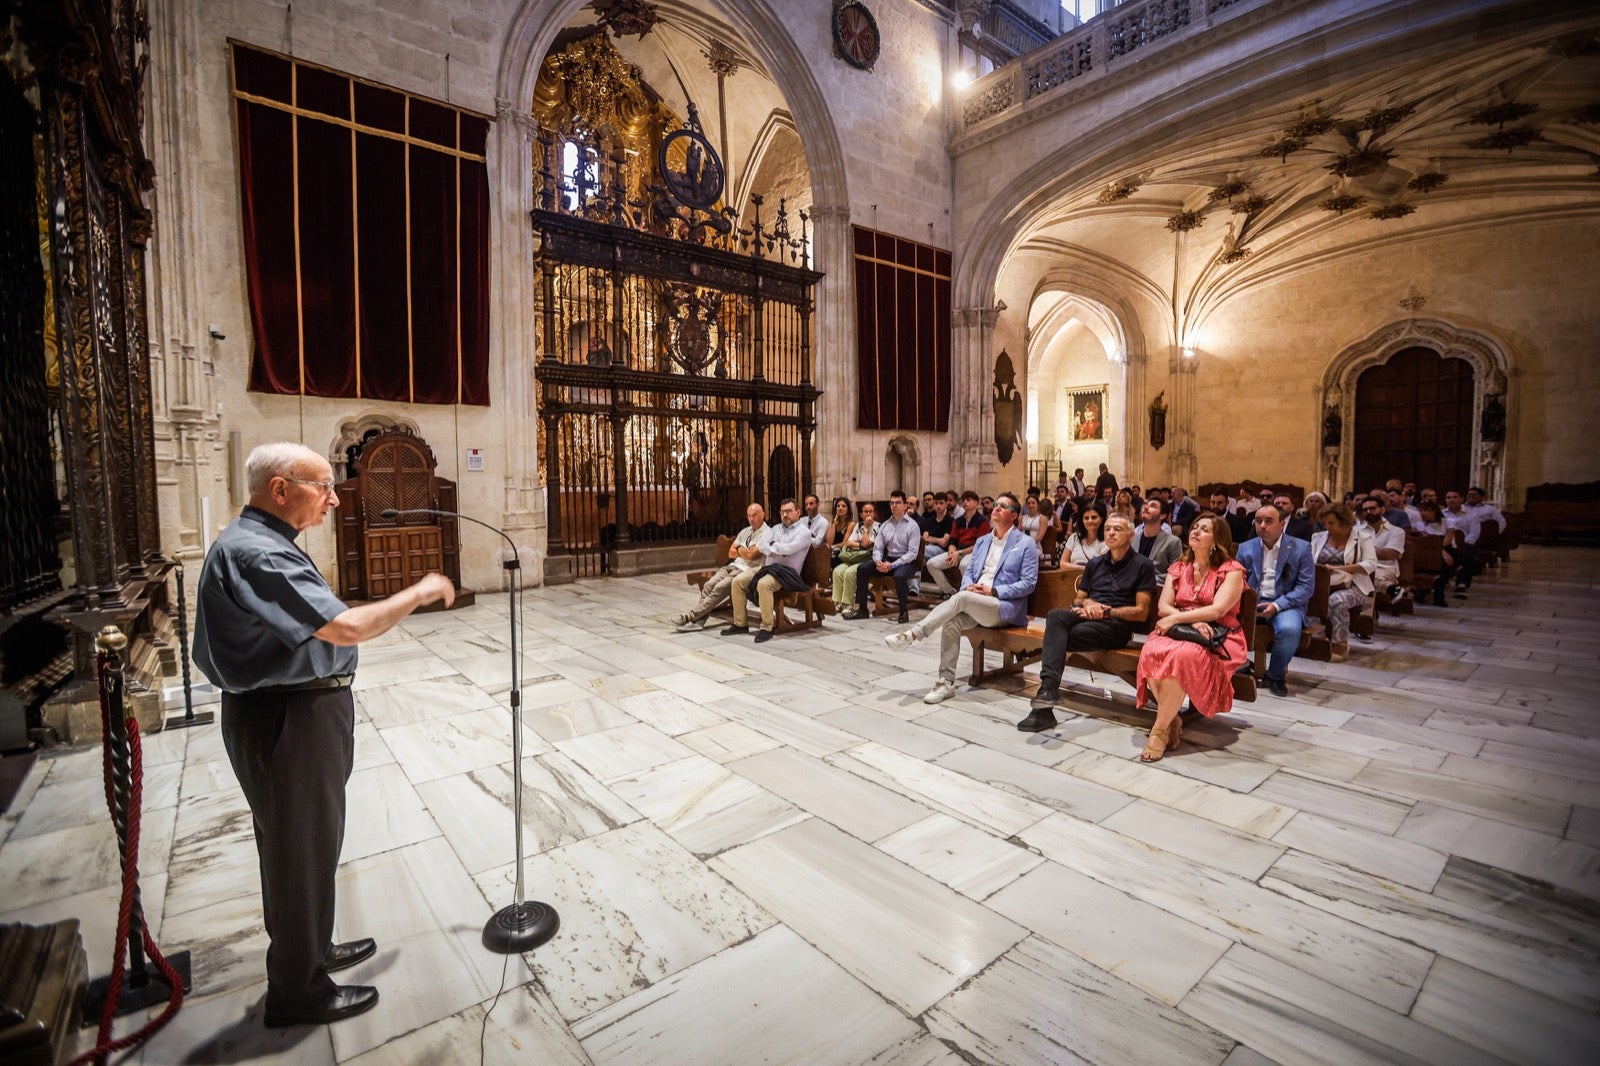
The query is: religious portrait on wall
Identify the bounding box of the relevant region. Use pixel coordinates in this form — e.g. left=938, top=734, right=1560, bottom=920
left=1067, top=385, right=1108, bottom=442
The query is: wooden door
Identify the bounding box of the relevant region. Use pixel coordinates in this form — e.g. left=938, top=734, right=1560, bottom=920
left=364, top=526, right=443, bottom=599
left=1354, top=347, right=1473, bottom=494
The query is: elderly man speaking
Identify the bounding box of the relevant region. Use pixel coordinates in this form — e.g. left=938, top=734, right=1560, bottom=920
left=884, top=492, right=1039, bottom=705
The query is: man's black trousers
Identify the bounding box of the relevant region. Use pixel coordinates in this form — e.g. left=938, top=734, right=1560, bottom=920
left=1037, top=609, right=1134, bottom=697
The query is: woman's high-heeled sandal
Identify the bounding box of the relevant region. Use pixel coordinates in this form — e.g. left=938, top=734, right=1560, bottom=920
left=1167, top=717, right=1182, bottom=751
left=1140, top=724, right=1169, bottom=762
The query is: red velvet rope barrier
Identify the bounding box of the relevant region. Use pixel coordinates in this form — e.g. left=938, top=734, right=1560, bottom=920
left=69, top=655, right=185, bottom=1066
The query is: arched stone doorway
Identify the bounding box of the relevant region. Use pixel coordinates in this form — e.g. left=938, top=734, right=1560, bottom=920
left=1352, top=347, right=1474, bottom=495
left=1319, top=318, right=1512, bottom=501
left=1025, top=289, right=1131, bottom=486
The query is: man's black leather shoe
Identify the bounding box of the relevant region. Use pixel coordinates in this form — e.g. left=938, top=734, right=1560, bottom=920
left=326, top=938, right=376, bottom=973
left=1016, top=709, right=1058, bottom=732
left=1268, top=677, right=1288, bottom=698
left=753, top=629, right=774, bottom=643
left=897, top=611, right=910, bottom=624
left=720, top=625, right=749, bottom=636
left=264, top=984, right=379, bottom=1028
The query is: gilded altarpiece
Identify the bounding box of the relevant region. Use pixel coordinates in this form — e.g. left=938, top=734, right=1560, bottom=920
left=530, top=34, right=823, bottom=578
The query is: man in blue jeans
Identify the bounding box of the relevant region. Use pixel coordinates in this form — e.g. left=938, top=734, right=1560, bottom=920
left=1234, top=504, right=1314, bottom=697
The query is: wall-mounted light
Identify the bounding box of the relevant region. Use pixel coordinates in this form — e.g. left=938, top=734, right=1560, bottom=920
left=1181, top=346, right=1196, bottom=360
left=952, top=68, right=975, bottom=91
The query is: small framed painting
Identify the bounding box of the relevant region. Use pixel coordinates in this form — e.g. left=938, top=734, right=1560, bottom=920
left=1067, top=385, right=1107, bottom=441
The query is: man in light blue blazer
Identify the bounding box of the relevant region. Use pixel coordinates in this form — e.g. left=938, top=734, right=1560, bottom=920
left=1234, top=504, right=1315, bottom=696
left=886, top=492, right=1039, bottom=704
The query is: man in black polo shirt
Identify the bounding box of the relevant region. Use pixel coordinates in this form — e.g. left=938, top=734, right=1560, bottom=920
left=195, top=442, right=455, bottom=1028
left=1017, top=514, right=1156, bottom=732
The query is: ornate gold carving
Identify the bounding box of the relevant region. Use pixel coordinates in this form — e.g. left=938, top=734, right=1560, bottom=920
left=595, top=0, right=662, bottom=40
left=1165, top=209, right=1204, bottom=232
left=1097, top=177, right=1140, bottom=203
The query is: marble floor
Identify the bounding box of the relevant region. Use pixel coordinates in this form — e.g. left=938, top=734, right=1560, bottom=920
left=3, top=547, right=1599, bottom=1064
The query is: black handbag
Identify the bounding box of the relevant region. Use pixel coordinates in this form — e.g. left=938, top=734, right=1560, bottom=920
left=1166, top=622, right=1232, bottom=656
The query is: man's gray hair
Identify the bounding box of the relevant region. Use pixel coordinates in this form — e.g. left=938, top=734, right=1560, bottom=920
left=246, top=442, right=322, bottom=495
left=1104, top=514, right=1134, bottom=532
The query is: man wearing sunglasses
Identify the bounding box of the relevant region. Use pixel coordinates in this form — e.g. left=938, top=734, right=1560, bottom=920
left=195, top=442, right=456, bottom=1028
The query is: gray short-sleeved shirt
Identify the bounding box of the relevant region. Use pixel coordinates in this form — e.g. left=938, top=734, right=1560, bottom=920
left=193, top=506, right=357, bottom=692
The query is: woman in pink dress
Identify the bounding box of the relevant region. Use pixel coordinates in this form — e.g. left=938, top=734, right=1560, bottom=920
left=1135, top=514, right=1248, bottom=762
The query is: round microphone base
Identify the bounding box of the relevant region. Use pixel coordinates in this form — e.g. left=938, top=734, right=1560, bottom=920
left=482, top=900, right=560, bottom=954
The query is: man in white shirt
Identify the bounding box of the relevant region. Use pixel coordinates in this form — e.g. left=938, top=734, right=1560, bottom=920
left=675, top=503, right=769, bottom=631
left=802, top=494, right=830, bottom=546
left=1358, top=496, right=1407, bottom=600
left=724, top=499, right=814, bottom=643
left=1232, top=486, right=1260, bottom=516
left=1443, top=489, right=1482, bottom=595
left=1466, top=487, right=1506, bottom=533
left=885, top=494, right=1039, bottom=705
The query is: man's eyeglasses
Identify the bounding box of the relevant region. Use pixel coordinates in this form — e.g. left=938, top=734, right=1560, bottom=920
left=284, top=477, right=337, bottom=495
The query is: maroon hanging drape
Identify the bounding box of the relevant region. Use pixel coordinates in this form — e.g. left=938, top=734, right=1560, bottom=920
left=233, top=42, right=491, bottom=405
left=853, top=225, right=951, bottom=431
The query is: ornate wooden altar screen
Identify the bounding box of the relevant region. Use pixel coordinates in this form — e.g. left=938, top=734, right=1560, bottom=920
left=334, top=429, right=473, bottom=606
left=530, top=33, right=823, bottom=579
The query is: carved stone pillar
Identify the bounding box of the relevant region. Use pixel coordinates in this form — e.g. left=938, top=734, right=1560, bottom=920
left=806, top=203, right=852, bottom=499
left=1167, top=347, right=1198, bottom=492
left=953, top=304, right=1000, bottom=482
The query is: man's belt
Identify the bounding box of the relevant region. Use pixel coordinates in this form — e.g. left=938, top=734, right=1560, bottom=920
left=243, top=675, right=355, bottom=696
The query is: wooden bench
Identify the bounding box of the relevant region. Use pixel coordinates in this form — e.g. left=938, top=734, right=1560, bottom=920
left=686, top=538, right=833, bottom=634
left=1405, top=533, right=1447, bottom=599
left=962, top=568, right=1081, bottom=684
left=1070, top=588, right=1259, bottom=704
left=1254, top=567, right=1331, bottom=675
left=1526, top=500, right=1599, bottom=543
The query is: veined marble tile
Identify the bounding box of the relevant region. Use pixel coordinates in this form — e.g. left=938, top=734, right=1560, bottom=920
left=649, top=668, right=747, bottom=704
left=608, top=755, right=806, bottom=857
left=709, top=818, right=1024, bottom=1015
left=344, top=983, right=588, bottom=1066
left=1395, top=803, right=1600, bottom=900
left=351, top=651, right=456, bottom=691
left=925, top=934, right=1232, bottom=1065
left=913, top=704, right=1083, bottom=766
left=1179, top=945, right=1498, bottom=1066
left=1101, top=799, right=1286, bottom=879
left=706, top=694, right=863, bottom=757
left=131, top=977, right=334, bottom=1066
left=612, top=690, right=725, bottom=736
left=475, top=821, right=773, bottom=1022
left=380, top=708, right=535, bottom=785
left=828, top=742, right=1051, bottom=837
left=1263, top=850, right=1600, bottom=1011
left=1353, top=762, right=1571, bottom=834
left=931, top=743, right=1133, bottom=822
left=1340, top=714, right=1487, bottom=758
left=1275, top=811, right=1447, bottom=890
left=156, top=889, right=267, bottom=999
left=1222, top=1046, right=1283, bottom=1066
left=351, top=720, right=396, bottom=773
left=1476, top=739, right=1600, bottom=783
left=522, top=696, right=639, bottom=743
left=341, top=762, right=441, bottom=863
left=729, top=746, right=930, bottom=843
left=1250, top=770, right=1413, bottom=833
left=817, top=704, right=965, bottom=759
left=1157, top=746, right=1283, bottom=792
left=521, top=676, right=607, bottom=711
left=1182, top=725, right=1373, bottom=781
left=0, top=806, right=176, bottom=911
left=677, top=721, right=782, bottom=763
left=416, top=751, right=637, bottom=873
left=1020, top=813, right=1433, bottom=1012
left=572, top=925, right=926, bottom=1065
left=1431, top=855, right=1600, bottom=953
left=987, top=861, right=1230, bottom=1004
left=163, top=789, right=258, bottom=917
left=874, top=813, right=1044, bottom=900
left=584, top=673, right=660, bottom=701
left=552, top=722, right=699, bottom=784
left=326, top=835, right=539, bottom=1061
left=1233, top=700, right=1356, bottom=730
left=12, top=761, right=181, bottom=839
left=1568, top=805, right=1600, bottom=848
left=1411, top=956, right=1600, bottom=1066
left=1426, top=709, right=1600, bottom=758
left=0, top=872, right=167, bottom=984
left=657, top=649, right=753, bottom=682
left=355, top=675, right=504, bottom=730
left=1069, top=751, right=1296, bottom=836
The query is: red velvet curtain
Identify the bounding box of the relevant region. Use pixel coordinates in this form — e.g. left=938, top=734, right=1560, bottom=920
left=233, top=43, right=490, bottom=405
left=853, top=226, right=951, bottom=431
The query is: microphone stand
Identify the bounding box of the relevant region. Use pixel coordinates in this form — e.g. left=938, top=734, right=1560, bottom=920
left=382, top=507, right=559, bottom=953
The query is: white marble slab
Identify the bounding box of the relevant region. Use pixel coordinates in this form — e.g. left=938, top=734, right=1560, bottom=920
left=1020, top=813, right=1433, bottom=1012
left=0, top=872, right=167, bottom=984
left=475, top=821, right=774, bottom=1022
left=914, top=704, right=1084, bottom=766
left=608, top=755, right=807, bottom=857
left=1179, top=945, right=1500, bottom=1066
left=649, top=668, right=748, bottom=704
left=924, top=934, right=1233, bottom=1065
left=1272, top=810, right=1447, bottom=890
left=344, top=983, right=588, bottom=1066
left=572, top=925, right=927, bottom=1065
left=931, top=742, right=1134, bottom=822
left=0, top=806, right=176, bottom=911
left=1101, top=800, right=1286, bottom=880
left=875, top=813, right=1044, bottom=900
left=1250, top=770, right=1412, bottom=833
left=729, top=745, right=931, bottom=843
left=1410, top=956, right=1600, bottom=1066
left=1157, top=746, right=1283, bottom=792
left=381, top=707, right=534, bottom=784
left=416, top=751, right=638, bottom=873
left=131, top=976, right=334, bottom=1066
left=817, top=704, right=966, bottom=759
left=552, top=722, right=699, bottom=783
left=162, top=789, right=259, bottom=918
left=351, top=650, right=457, bottom=690
left=1068, top=751, right=1296, bottom=836
left=828, top=741, right=1052, bottom=837
left=677, top=721, right=782, bottom=763
left=1263, top=850, right=1600, bottom=1011
left=709, top=818, right=1025, bottom=1015
left=707, top=694, right=864, bottom=757
left=1395, top=803, right=1600, bottom=900
left=987, top=861, right=1231, bottom=1004
left=341, top=762, right=441, bottom=863
left=1353, top=761, right=1571, bottom=834
left=521, top=695, right=639, bottom=743
left=11, top=761, right=181, bottom=839
left=155, top=888, right=268, bottom=999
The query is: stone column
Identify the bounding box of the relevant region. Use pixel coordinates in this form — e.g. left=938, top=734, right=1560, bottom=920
left=1168, top=347, right=1198, bottom=492
left=807, top=203, right=852, bottom=499
left=953, top=304, right=1000, bottom=483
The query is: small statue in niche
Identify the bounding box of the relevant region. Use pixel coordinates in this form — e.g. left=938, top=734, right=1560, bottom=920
left=1322, top=404, right=1343, bottom=448
left=1480, top=394, right=1506, bottom=443
left=1149, top=391, right=1167, bottom=450
left=991, top=349, right=1023, bottom=466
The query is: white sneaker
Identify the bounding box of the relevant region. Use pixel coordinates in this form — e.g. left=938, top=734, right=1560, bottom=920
left=884, top=628, right=923, bottom=649
left=923, top=680, right=958, bottom=704
left=675, top=618, right=703, bottom=633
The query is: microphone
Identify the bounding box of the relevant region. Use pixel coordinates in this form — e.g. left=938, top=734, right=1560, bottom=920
left=380, top=507, right=519, bottom=571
